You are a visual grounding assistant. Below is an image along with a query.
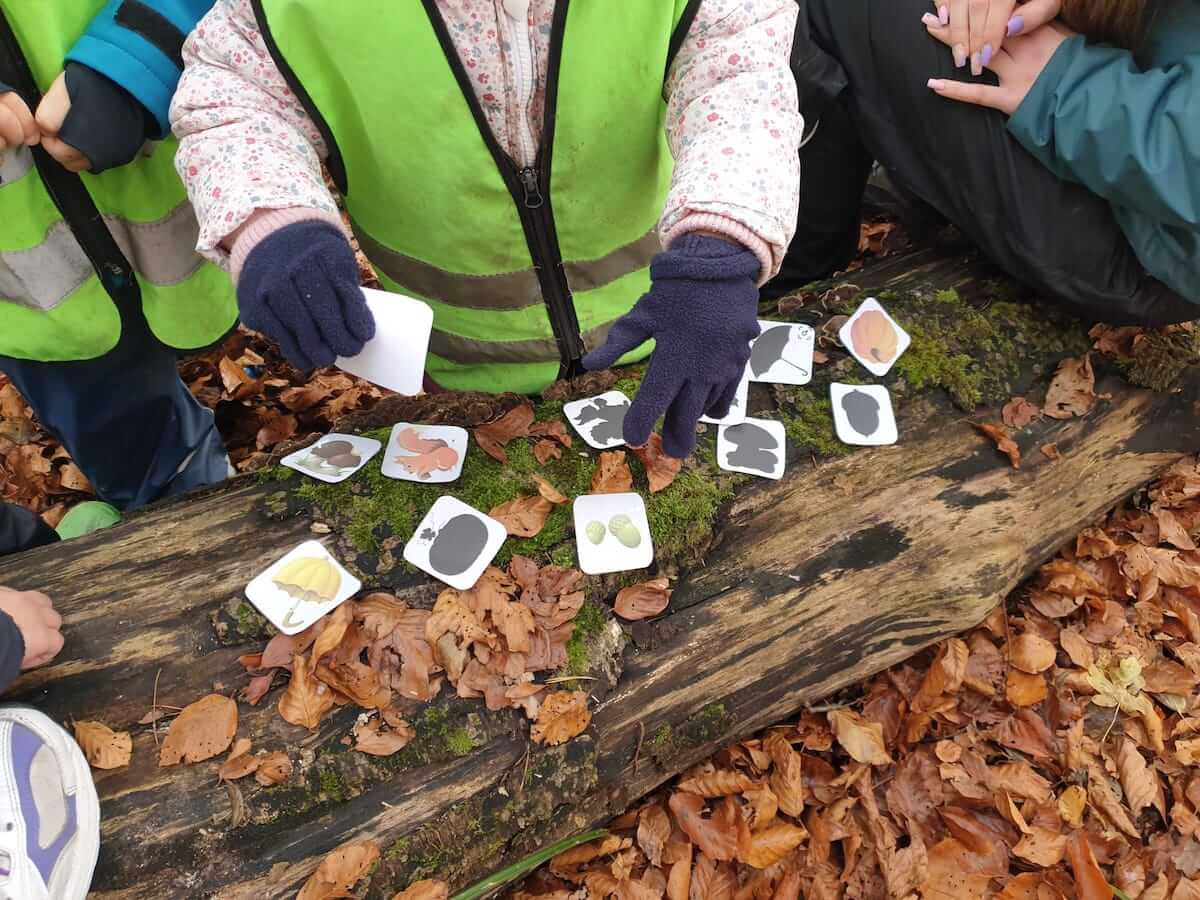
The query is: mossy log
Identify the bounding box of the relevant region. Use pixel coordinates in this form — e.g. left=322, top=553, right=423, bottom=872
left=2, top=248, right=1199, bottom=897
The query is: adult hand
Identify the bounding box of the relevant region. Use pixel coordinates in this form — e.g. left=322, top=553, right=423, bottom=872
left=582, top=234, right=761, bottom=459
left=35, top=65, right=152, bottom=173
left=238, top=221, right=376, bottom=370
left=0, top=89, right=38, bottom=151
left=927, top=22, right=1073, bottom=115
left=924, top=0, right=1061, bottom=74
left=0, top=586, right=64, bottom=670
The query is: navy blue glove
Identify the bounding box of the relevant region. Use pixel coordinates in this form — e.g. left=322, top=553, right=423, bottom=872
left=583, top=234, right=761, bottom=458
left=238, top=222, right=375, bottom=370
left=57, top=63, right=151, bottom=173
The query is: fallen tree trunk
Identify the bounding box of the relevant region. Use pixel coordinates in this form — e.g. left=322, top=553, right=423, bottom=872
left=2, top=248, right=1198, bottom=898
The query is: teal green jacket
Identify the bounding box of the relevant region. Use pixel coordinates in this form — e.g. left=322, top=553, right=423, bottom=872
left=1008, top=1, right=1200, bottom=304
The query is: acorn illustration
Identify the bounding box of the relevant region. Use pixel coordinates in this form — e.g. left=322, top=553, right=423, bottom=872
left=585, top=520, right=606, bottom=546
left=608, top=514, right=642, bottom=549
left=273, top=556, right=342, bottom=603
left=841, top=389, right=881, bottom=437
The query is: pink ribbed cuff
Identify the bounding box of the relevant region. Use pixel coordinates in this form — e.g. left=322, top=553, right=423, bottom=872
left=663, top=213, right=777, bottom=288
left=228, top=207, right=348, bottom=284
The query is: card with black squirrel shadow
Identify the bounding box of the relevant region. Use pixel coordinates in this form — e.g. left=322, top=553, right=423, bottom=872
left=838, top=298, right=911, bottom=377
left=281, top=433, right=381, bottom=484
left=573, top=492, right=654, bottom=575
left=245, top=540, right=361, bottom=635
left=403, top=496, right=508, bottom=590
left=830, top=383, right=899, bottom=446
left=717, top=417, right=787, bottom=480
left=382, top=424, right=468, bottom=484
left=563, top=391, right=632, bottom=449
left=699, top=372, right=749, bottom=426
left=748, top=321, right=815, bottom=386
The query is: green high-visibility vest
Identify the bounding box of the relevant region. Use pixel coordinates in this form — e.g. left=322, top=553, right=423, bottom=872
left=254, top=0, right=699, bottom=394
left=0, top=2, right=236, bottom=362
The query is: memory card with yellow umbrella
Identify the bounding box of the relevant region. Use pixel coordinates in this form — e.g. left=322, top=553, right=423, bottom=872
left=245, top=541, right=362, bottom=635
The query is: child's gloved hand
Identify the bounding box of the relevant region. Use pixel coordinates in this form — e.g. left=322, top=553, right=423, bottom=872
left=0, top=586, right=64, bottom=671
left=0, top=81, right=38, bottom=151
left=238, top=221, right=376, bottom=370
left=583, top=234, right=761, bottom=458
left=35, top=64, right=152, bottom=173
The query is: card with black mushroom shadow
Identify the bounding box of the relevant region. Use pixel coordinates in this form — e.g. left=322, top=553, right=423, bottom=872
left=717, top=417, right=787, bottom=479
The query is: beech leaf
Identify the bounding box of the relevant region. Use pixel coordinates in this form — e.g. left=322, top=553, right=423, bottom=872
left=590, top=450, right=634, bottom=494
left=474, top=403, right=535, bottom=463
left=631, top=434, right=682, bottom=494
left=278, top=654, right=336, bottom=731
left=73, top=720, right=132, bottom=771
left=530, top=691, right=591, bottom=746
left=1043, top=354, right=1096, bottom=420
left=159, top=694, right=238, bottom=767
left=1009, top=633, right=1056, bottom=674
left=973, top=422, right=1020, bottom=469
left=391, top=881, right=449, bottom=900
left=613, top=578, right=671, bottom=621
left=297, top=841, right=381, bottom=900
left=668, top=793, right=739, bottom=862
left=828, top=708, right=891, bottom=765
left=490, top=495, right=554, bottom=538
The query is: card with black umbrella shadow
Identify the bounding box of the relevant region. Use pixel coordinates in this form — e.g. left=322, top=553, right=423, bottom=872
left=717, top=418, right=787, bottom=479
left=700, top=372, right=749, bottom=426
left=831, top=383, right=899, bottom=446
left=281, top=433, right=382, bottom=484
left=748, top=321, right=815, bottom=386
left=563, top=390, right=632, bottom=449
left=573, top=493, right=654, bottom=575
left=838, top=298, right=910, bottom=378
left=403, top=496, right=508, bottom=589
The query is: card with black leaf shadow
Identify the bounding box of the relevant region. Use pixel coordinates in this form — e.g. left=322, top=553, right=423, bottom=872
left=830, top=383, right=899, bottom=446
left=717, top=417, right=787, bottom=479
left=748, top=321, right=815, bottom=386
left=699, top=371, right=749, bottom=427
left=563, top=390, right=631, bottom=449
left=573, top=493, right=655, bottom=575
left=403, top=496, right=508, bottom=590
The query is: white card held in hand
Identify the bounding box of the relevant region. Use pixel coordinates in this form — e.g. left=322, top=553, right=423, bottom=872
left=699, top=372, right=749, bottom=426
left=281, top=433, right=381, bottom=484
left=336, top=287, right=434, bottom=395
left=748, top=321, right=815, bottom=385
left=838, top=298, right=911, bottom=377
left=403, top=496, right=508, bottom=590
left=830, top=383, right=899, bottom=446
left=717, top=418, right=787, bottom=480
left=245, top=540, right=361, bottom=635
left=382, top=424, right=468, bottom=484
left=564, top=391, right=631, bottom=449
left=573, top=492, right=654, bottom=576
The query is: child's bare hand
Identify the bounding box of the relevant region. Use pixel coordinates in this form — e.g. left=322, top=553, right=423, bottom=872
left=35, top=73, right=91, bottom=172
left=0, top=586, right=65, bottom=670
left=0, top=91, right=38, bottom=151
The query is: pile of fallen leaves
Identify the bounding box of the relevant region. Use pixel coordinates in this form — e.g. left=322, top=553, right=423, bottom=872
left=505, top=456, right=1200, bottom=899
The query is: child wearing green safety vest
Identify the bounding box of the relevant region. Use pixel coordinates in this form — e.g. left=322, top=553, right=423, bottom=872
left=172, top=0, right=803, bottom=459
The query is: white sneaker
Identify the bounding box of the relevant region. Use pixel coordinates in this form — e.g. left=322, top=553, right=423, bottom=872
left=0, top=707, right=100, bottom=900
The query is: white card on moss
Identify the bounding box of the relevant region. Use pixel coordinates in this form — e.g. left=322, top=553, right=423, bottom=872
left=573, top=493, right=654, bottom=575
left=245, top=540, right=361, bottom=635
left=699, top=373, right=749, bottom=426
left=382, top=423, right=468, bottom=484
left=838, top=298, right=910, bottom=377
left=749, top=321, right=815, bottom=385
left=403, top=496, right=507, bottom=590
left=281, top=433, right=381, bottom=484
left=563, top=391, right=631, bottom=449
left=831, top=383, right=898, bottom=446
left=717, top=418, right=786, bottom=480
left=336, top=287, right=434, bottom=395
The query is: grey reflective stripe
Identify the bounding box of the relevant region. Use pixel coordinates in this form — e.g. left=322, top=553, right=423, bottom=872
left=0, top=146, right=34, bottom=187
left=353, top=219, right=657, bottom=310
left=0, top=201, right=204, bottom=312
left=430, top=321, right=618, bottom=365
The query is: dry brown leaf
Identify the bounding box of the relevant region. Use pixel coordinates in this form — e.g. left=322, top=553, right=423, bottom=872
left=677, top=768, right=757, bottom=798
left=297, top=841, right=380, bottom=900
left=989, top=761, right=1052, bottom=803
left=310, top=602, right=353, bottom=665
left=631, top=434, right=682, bottom=494
left=533, top=440, right=562, bottom=464
left=256, top=412, right=297, bottom=450
left=1116, top=737, right=1157, bottom=816
left=490, top=495, right=554, bottom=538
left=390, top=880, right=448, bottom=900
left=278, top=655, right=336, bottom=731
left=1176, top=878, right=1200, bottom=900
left=218, top=738, right=258, bottom=781
left=1087, top=764, right=1140, bottom=839
left=828, top=709, right=891, bottom=765
left=73, top=720, right=132, bottom=770
left=57, top=462, right=93, bottom=493
left=1058, top=785, right=1086, bottom=828
left=1002, top=397, right=1042, bottom=429
left=474, top=402, right=535, bottom=463
left=1040, top=443, right=1061, bottom=461
left=1059, top=629, right=1093, bottom=669
left=353, top=717, right=415, bottom=757
left=614, top=578, right=672, bottom=621
left=159, top=694, right=238, bottom=767
left=668, top=793, right=738, bottom=862
left=1012, top=827, right=1067, bottom=867
left=591, top=451, right=634, bottom=494
left=1010, top=633, right=1057, bottom=674
left=973, top=422, right=1021, bottom=469
left=689, top=853, right=736, bottom=900
left=765, top=733, right=805, bottom=819
left=637, top=804, right=671, bottom=869
left=530, top=474, right=568, bottom=505
left=1178, top=737, right=1200, bottom=766
left=742, top=821, right=807, bottom=869
left=666, top=843, right=691, bottom=900
left=254, top=751, right=293, bottom=786
left=1064, top=830, right=1110, bottom=900
left=1006, top=669, right=1048, bottom=707
left=530, top=691, right=591, bottom=746
left=1043, top=354, right=1096, bottom=419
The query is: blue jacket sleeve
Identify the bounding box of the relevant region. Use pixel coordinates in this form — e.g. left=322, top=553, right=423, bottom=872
left=0, top=611, right=23, bottom=695
left=1008, top=35, right=1200, bottom=230
left=64, top=0, right=216, bottom=138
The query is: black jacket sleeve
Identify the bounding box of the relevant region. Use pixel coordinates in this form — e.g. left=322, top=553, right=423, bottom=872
left=0, top=612, right=23, bottom=694
left=0, top=503, right=58, bottom=557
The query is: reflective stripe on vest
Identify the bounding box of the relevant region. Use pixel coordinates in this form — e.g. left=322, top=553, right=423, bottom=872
left=255, top=0, right=695, bottom=393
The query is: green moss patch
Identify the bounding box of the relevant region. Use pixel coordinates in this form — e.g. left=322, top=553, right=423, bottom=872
left=1120, top=327, right=1200, bottom=392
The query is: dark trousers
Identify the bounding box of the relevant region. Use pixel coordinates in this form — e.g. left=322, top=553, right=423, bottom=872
left=779, top=0, right=1198, bottom=327
left=0, top=502, right=56, bottom=556
left=0, top=304, right=230, bottom=512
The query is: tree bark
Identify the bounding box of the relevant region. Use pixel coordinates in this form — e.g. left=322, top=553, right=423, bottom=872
left=2, top=249, right=1197, bottom=898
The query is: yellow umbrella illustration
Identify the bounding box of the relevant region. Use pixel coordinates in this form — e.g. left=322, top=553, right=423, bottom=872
left=273, top=556, right=341, bottom=629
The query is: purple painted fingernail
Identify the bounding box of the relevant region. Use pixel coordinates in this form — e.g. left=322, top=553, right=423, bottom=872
left=1008, top=14, right=1025, bottom=36
left=939, top=5, right=949, bottom=24
left=982, top=43, right=994, bottom=66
